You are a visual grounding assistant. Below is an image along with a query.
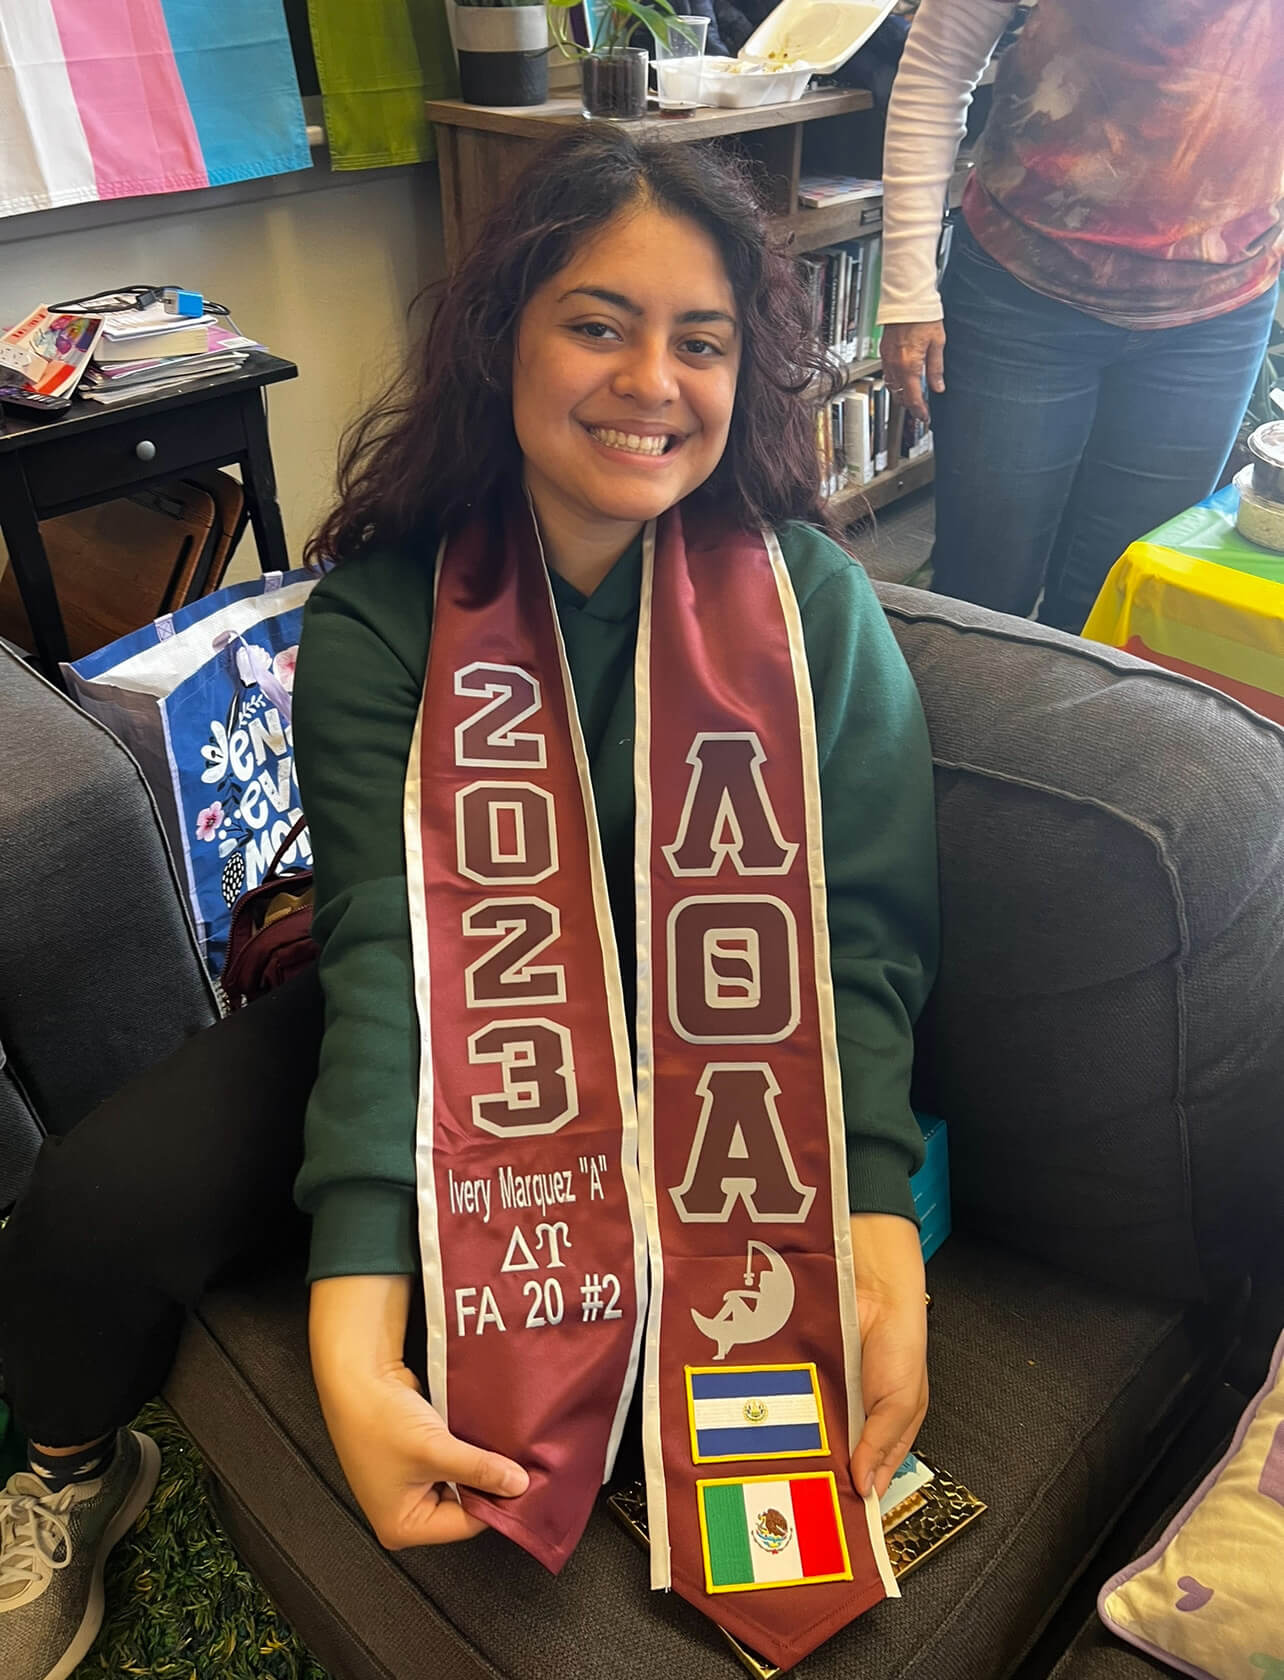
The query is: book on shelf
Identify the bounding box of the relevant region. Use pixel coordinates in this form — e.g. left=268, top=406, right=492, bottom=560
left=801, top=238, right=884, bottom=370
left=802, top=237, right=935, bottom=503
left=798, top=174, right=883, bottom=211
left=843, top=387, right=873, bottom=485
left=872, top=375, right=889, bottom=473
left=856, top=233, right=883, bottom=360
left=818, top=376, right=934, bottom=502
left=902, top=409, right=934, bottom=461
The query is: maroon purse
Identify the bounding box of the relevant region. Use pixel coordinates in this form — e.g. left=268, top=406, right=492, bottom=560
left=220, top=815, right=318, bottom=1008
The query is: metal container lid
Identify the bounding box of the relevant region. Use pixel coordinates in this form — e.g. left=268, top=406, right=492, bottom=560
left=1247, top=421, right=1284, bottom=469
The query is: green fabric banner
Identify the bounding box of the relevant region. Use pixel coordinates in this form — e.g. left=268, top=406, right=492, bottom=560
left=306, top=0, right=459, bottom=170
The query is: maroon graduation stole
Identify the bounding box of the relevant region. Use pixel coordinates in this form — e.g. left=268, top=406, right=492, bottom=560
left=406, top=498, right=897, bottom=1670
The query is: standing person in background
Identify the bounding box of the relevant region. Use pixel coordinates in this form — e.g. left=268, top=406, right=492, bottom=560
left=879, top=0, right=1284, bottom=632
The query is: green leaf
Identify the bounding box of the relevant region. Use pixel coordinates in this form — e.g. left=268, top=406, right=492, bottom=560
left=547, top=2, right=588, bottom=58
left=624, top=0, right=685, bottom=47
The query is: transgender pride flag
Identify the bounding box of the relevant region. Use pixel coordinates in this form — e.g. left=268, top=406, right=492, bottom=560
left=0, top=0, right=310, bottom=220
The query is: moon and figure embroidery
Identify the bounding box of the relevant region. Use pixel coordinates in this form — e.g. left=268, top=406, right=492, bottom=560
left=692, top=1240, right=796, bottom=1361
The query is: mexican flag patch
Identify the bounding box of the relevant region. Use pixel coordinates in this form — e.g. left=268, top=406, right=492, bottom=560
left=697, top=1471, right=852, bottom=1594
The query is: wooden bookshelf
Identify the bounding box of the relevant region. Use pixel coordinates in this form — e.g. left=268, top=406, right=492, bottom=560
left=425, top=86, right=932, bottom=523
left=426, top=87, right=870, bottom=149
left=819, top=353, right=936, bottom=525
left=425, top=89, right=874, bottom=263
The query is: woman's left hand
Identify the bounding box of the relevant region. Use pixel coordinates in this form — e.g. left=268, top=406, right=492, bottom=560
left=847, top=1212, right=929, bottom=1501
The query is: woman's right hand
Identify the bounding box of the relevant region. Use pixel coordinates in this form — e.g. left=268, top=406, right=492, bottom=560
left=879, top=321, right=946, bottom=425
left=309, top=1274, right=529, bottom=1549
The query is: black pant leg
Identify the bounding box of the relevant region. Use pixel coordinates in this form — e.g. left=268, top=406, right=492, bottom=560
left=0, top=965, right=323, bottom=1446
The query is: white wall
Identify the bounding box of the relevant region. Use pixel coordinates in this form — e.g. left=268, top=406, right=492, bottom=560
left=0, top=156, right=445, bottom=584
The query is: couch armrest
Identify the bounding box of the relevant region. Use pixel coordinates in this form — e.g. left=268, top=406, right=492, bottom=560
left=0, top=648, right=218, bottom=1139
left=875, top=583, right=1284, bottom=1301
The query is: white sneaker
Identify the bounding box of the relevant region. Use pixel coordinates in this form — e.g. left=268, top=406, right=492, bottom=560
left=0, top=1429, right=161, bottom=1680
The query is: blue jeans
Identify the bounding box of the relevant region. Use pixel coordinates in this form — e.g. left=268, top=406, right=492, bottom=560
left=929, top=220, right=1278, bottom=631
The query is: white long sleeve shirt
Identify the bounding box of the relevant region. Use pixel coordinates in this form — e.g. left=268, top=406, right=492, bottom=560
left=877, top=0, right=1016, bottom=324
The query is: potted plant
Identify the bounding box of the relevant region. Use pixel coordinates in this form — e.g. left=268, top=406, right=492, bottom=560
left=453, top=0, right=550, bottom=108
left=548, top=0, right=682, bottom=120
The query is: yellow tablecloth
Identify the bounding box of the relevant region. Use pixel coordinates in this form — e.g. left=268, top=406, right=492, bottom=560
left=1084, top=515, right=1284, bottom=727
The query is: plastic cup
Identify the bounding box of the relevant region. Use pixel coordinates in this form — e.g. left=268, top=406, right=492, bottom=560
left=652, top=15, right=709, bottom=110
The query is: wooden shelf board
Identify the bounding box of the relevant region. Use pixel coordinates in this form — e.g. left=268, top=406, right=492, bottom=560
left=827, top=452, right=934, bottom=523
left=425, top=87, right=871, bottom=145
left=839, top=357, right=882, bottom=385
left=806, top=358, right=881, bottom=401
left=785, top=204, right=883, bottom=253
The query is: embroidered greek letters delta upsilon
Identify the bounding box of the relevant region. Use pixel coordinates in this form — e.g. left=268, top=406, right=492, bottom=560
left=405, top=498, right=896, bottom=1670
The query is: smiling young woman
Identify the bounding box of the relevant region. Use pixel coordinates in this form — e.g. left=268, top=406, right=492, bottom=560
left=511, top=208, right=742, bottom=592
left=296, top=132, right=939, bottom=1646
left=0, top=130, right=939, bottom=1680
left=307, top=129, right=841, bottom=573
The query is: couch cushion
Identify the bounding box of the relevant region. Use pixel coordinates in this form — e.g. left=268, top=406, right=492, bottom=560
left=874, top=585, right=1284, bottom=1302
left=1049, top=1635, right=1174, bottom=1680
left=169, top=1234, right=1227, bottom=1680
left=0, top=648, right=217, bottom=1137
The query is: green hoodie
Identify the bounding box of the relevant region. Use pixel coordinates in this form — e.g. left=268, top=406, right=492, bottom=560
left=292, top=519, right=938, bottom=1282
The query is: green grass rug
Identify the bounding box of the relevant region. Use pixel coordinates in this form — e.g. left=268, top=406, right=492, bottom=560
left=72, top=1402, right=333, bottom=1680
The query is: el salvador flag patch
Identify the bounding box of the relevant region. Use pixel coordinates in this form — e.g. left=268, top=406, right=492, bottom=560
left=686, top=1364, right=827, bottom=1463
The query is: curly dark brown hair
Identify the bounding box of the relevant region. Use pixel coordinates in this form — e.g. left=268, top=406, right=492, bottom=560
left=306, top=127, right=841, bottom=567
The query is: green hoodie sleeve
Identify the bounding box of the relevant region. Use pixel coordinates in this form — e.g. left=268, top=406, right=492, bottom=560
left=291, top=548, right=433, bottom=1282
left=783, top=524, right=940, bottom=1222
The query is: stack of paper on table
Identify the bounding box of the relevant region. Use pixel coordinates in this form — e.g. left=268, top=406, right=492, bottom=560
left=80, top=322, right=262, bottom=404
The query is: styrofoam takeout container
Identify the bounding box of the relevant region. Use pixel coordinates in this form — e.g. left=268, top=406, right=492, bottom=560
left=743, top=0, right=896, bottom=78
left=697, top=57, right=814, bottom=107
left=658, top=0, right=895, bottom=111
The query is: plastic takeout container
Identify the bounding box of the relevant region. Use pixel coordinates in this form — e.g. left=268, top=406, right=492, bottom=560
left=1247, top=421, right=1284, bottom=503
left=1233, top=464, right=1284, bottom=553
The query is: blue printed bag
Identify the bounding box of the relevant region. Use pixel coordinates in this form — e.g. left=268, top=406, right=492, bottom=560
left=64, top=569, right=322, bottom=978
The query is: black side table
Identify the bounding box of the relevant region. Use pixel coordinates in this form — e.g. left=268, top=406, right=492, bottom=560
left=0, top=352, right=298, bottom=679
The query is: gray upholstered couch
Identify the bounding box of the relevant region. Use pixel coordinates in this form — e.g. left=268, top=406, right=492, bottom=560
left=3, top=580, right=1282, bottom=1680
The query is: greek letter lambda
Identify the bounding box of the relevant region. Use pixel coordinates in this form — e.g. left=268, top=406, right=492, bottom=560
left=662, top=733, right=798, bottom=877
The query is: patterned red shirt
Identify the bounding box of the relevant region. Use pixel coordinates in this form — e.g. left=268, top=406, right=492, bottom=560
left=963, top=0, right=1284, bottom=327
